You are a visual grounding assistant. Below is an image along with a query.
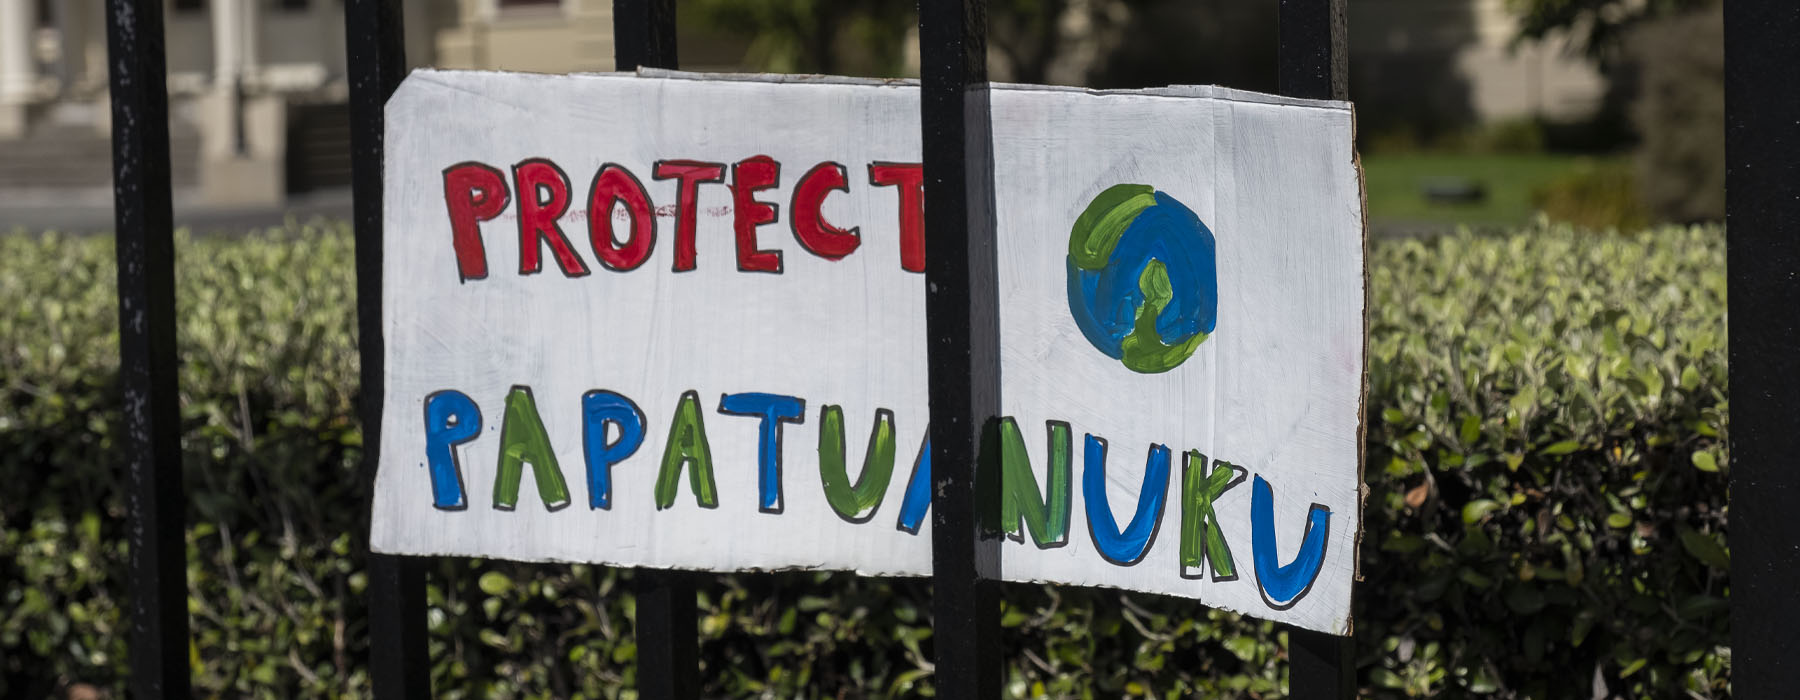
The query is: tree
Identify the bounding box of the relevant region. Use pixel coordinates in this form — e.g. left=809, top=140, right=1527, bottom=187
left=685, top=0, right=1293, bottom=93
left=1510, top=0, right=1726, bottom=223
left=687, top=0, right=914, bottom=76
left=1509, top=0, right=1717, bottom=62
left=1629, top=5, right=1724, bottom=222
left=686, top=0, right=1143, bottom=84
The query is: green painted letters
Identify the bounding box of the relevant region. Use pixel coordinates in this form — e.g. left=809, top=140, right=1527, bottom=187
left=1180, top=451, right=1246, bottom=580
left=656, top=390, right=719, bottom=509
left=492, top=386, right=572, bottom=511
left=999, top=419, right=1073, bottom=547
left=817, top=406, right=898, bottom=522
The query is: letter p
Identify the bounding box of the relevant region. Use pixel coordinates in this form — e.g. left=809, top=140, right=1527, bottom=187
left=424, top=390, right=482, bottom=510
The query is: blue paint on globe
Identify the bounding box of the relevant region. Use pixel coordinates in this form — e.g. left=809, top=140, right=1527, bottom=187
left=1066, top=189, right=1218, bottom=370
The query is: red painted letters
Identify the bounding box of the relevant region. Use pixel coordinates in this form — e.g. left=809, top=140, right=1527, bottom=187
left=513, top=158, right=592, bottom=277
left=731, top=156, right=784, bottom=273
left=790, top=162, right=860, bottom=260
left=652, top=160, right=727, bottom=272
left=442, top=162, right=511, bottom=281
left=587, top=164, right=657, bottom=271
left=443, top=157, right=926, bottom=277
left=869, top=162, right=926, bottom=273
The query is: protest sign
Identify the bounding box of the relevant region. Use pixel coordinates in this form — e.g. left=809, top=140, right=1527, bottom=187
left=371, top=70, right=1365, bottom=634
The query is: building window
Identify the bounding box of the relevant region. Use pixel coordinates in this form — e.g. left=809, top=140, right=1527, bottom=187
left=498, top=0, right=560, bottom=6
left=277, top=0, right=309, bottom=10
left=173, top=0, right=204, bottom=12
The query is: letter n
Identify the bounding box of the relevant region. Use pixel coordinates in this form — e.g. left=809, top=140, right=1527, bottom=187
left=999, top=419, right=1073, bottom=548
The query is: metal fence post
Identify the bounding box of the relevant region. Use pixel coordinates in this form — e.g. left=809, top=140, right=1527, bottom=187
left=919, top=0, right=1003, bottom=697
left=344, top=1, right=431, bottom=698
left=614, top=0, right=678, bottom=72
left=632, top=568, right=699, bottom=699
left=1278, top=0, right=1348, bottom=102
left=1290, top=630, right=1355, bottom=697
left=612, top=3, right=700, bottom=698
left=1278, top=0, right=1356, bottom=697
left=104, top=1, right=191, bottom=696
left=1725, top=1, right=1800, bottom=695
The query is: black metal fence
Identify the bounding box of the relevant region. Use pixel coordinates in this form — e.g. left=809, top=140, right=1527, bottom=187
left=93, top=0, right=1788, bottom=696
left=1722, top=3, right=1800, bottom=695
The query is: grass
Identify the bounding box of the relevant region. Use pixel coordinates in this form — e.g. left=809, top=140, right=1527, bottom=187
left=1360, top=152, right=1630, bottom=229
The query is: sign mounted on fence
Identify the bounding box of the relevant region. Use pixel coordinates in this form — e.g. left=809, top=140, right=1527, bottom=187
left=370, top=69, right=1366, bottom=635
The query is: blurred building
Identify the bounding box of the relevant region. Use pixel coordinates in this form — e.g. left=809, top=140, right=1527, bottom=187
left=1351, top=0, right=1606, bottom=136
left=0, top=0, right=617, bottom=205
left=0, top=0, right=1607, bottom=208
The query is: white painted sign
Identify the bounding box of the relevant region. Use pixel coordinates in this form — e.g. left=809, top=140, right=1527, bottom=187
left=371, top=69, right=1365, bottom=635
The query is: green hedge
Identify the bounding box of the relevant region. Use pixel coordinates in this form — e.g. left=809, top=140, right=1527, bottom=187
left=0, top=221, right=1728, bottom=698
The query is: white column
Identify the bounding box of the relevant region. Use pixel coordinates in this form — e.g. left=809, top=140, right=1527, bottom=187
left=240, top=0, right=260, bottom=86
left=55, top=0, right=84, bottom=94
left=200, top=0, right=285, bottom=204
left=0, top=0, right=36, bottom=104
left=212, top=0, right=242, bottom=89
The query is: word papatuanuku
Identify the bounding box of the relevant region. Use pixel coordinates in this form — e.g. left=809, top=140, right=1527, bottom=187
left=421, top=387, right=1335, bottom=610
left=442, top=157, right=925, bottom=279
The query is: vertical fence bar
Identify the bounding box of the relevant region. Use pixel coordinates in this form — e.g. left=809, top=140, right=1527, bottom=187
left=612, top=4, right=698, bottom=697
left=1278, top=0, right=1355, bottom=697
left=1290, top=631, right=1354, bottom=697
left=344, top=1, right=430, bottom=698
left=1725, top=1, right=1800, bottom=695
left=104, top=1, right=191, bottom=696
left=1277, top=0, right=1348, bottom=101
left=614, top=0, right=678, bottom=71
left=632, top=569, right=699, bottom=699
left=919, top=0, right=1003, bottom=697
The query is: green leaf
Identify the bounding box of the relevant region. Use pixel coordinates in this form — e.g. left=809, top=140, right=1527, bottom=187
left=1462, top=499, right=1502, bottom=525
left=1505, top=585, right=1546, bottom=614
left=1639, top=367, right=1664, bottom=398
left=1222, top=635, right=1260, bottom=662
left=1458, top=569, right=1494, bottom=588
left=1606, top=513, right=1633, bottom=529
left=1676, top=594, right=1728, bottom=620
left=1677, top=525, right=1730, bottom=570
left=1571, top=611, right=1594, bottom=647
left=1691, top=449, right=1719, bottom=473
left=478, top=571, right=513, bottom=596
left=1541, top=440, right=1581, bottom=456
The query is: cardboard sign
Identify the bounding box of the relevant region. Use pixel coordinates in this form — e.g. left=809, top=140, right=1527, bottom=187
left=371, top=69, right=1366, bottom=635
